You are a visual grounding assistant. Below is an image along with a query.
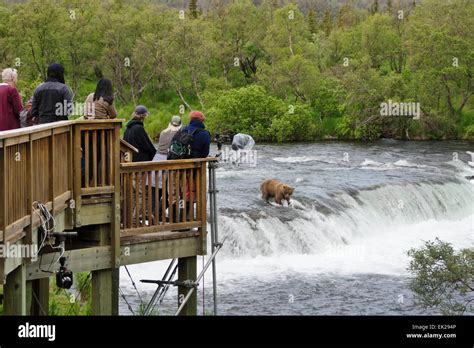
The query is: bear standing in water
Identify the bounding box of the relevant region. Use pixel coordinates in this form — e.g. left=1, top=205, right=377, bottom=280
left=260, top=179, right=295, bottom=205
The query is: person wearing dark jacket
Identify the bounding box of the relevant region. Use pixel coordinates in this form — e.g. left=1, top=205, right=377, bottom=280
left=123, top=105, right=156, bottom=162
left=31, top=63, right=73, bottom=124
left=180, top=111, right=211, bottom=158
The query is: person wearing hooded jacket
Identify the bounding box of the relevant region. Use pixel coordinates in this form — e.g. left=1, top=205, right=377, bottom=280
left=31, top=63, right=73, bottom=124
left=123, top=105, right=157, bottom=162
left=180, top=110, right=211, bottom=158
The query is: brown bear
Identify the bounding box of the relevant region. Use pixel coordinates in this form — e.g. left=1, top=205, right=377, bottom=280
left=260, top=179, right=295, bottom=205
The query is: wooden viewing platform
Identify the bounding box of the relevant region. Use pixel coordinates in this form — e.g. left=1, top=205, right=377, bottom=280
left=0, top=119, right=217, bottom=315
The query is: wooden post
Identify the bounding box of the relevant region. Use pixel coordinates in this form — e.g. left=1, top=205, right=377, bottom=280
left=30, top=278, right=49, bottom=315
left=91, top=224, right=118, bottom=315
left=177, top=256, right=197, bottom=316
left=4, top=263, right=27, bottom=315
left=91, top=268, right=119, bottom=315
left=73, top=124, right=83, bottom=227
left=111, top=124, right=121, bottom=268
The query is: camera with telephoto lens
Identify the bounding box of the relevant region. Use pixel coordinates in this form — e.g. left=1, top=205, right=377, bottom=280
left=56, top=257, right=73, bottom=289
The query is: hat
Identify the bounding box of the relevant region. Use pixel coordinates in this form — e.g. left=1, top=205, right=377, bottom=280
left=189, top=111, right=205, bottom=122
left=171, top=115, right=181, bottom=126
left=134, top=105, right=148, bottom=116
left=168, top=115, right=182, bottom=131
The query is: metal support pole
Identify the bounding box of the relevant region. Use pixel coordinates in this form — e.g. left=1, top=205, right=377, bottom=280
left=175, top=239, right=225, bottom=316
left=208, top=161, right=219, bottom=315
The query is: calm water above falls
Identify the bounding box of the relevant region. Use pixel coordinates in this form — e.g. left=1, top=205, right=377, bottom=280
left=120, top=140, right=474, bottom=315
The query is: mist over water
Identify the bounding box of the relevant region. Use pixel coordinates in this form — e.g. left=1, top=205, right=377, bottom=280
left=120, top=140, right=474, bottom=315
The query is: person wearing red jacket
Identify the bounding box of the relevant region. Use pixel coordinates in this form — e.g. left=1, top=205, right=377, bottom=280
left=0, top=68, right=23, bottom=131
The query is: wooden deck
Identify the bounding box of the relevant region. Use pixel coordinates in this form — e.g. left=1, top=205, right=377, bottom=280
left=0, top=119, right=217, bottom=315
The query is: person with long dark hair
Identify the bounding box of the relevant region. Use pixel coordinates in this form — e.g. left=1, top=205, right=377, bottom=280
left=84, top=78, right=117, bottom=119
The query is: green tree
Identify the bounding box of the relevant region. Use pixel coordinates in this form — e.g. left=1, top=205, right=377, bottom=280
left=189, top=0, right=198, bottom=19
left=370, top=0, right=379, bottom=14
left=406, top=0, right=474, bottom=118
left=408, top=239, right=474, bottom=315
left=8, top=0, right=67, bottom=81
left=307, top=7, right=318, bottom=35
left=321, top=8, right=333, bottom=36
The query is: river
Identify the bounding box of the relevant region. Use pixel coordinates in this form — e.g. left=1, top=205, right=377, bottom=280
left=120, top=140, right=474, bottom=315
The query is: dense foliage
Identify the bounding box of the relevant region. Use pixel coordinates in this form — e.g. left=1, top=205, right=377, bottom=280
left=0, top=0, right=473, bottom=141
left=408, top=239, right=474, bottom=315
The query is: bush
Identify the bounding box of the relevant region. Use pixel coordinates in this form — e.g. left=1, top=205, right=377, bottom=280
left=204, top=85, right=318, bottom=142
left=408, top=239, right=474, bottom=315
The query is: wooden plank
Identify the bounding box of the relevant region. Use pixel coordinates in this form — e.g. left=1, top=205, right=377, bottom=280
left=175, top=170, right=180, bottom=223
left=81, top=186, right=115, bottom=196
left=30, top=129, right=53, bottom=141
left=111, top=123, right=121, bottom=268
left=4, top=134, right=31, bottom=146
left=141, top=171, right=146, bottom=227
left=120, top=162, right=199, bottom=172
left=134, top=172, right=139, bottom=228
left=49, top=133, right=55, bottom=213
left=169, top=170, right=174, bottom=224
left=4, top=215, right=30, bottom=241
left=0, top=121, right=73, bottom=140
left=120, top=236, right=201, bottom=266
left=5, top=230, right=26, bottom=244
left=161, top=170, right=167, bottom=226
left=25, top=138, right=34, bottom=260
left=27, top=246, right=112, bottom=281
left=73, top=124, right=83, bottom=227
left=127, top=173, right=133, bottom=229
left=182, top=169, right=187, bottom=222
left=84, top=130, right=89, bottom=188
left=189, top=168, right=194, bottom=222
left=0, top=145, right=5, bottom=242
left=120, top=221, right=202, bottom=237
left=120, top=157, right=217, bottom=168
left=101, top=129, right=106, bottom=186
left=27, top=236, right=202, bottom=280
left=154, top=171, right=159, bottom=224
left=108, top=130, right=113, bottom=185
left=92, top=130, right=98, bottom=187
left=53, top=190, right=72, bottom=208
left=79, top=203, right=112, bottom=226
left=147, top=171, right=153, bottom=225
left=121, top=230, right=199, bottom=245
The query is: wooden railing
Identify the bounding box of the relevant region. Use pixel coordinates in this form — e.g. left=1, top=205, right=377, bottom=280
left=119, top=159, right=211, bottom=238
left=0, top=121, right=74, bottom=244
left=72, top=120, right=122, bottom=230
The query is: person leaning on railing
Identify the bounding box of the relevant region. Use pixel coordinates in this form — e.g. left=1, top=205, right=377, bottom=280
left=182, top=111, right=211, bottom=222
left=0, top=68, right=23, bottom=131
